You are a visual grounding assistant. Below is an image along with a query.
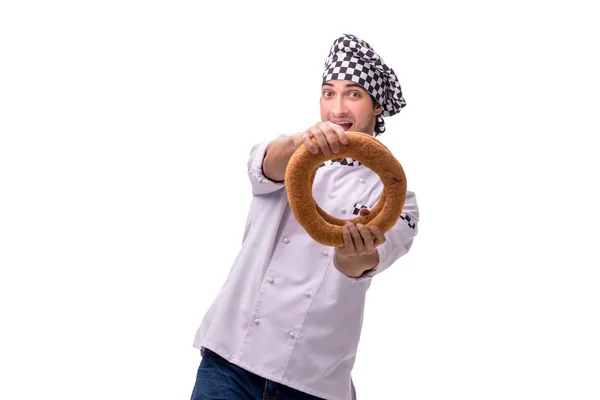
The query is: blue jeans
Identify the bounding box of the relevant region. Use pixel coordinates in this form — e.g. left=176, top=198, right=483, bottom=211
left=190, top=348, right=326, bottom=400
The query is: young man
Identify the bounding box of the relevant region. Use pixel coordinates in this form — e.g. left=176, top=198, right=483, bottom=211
left=190, top=34, right=419, bottom=400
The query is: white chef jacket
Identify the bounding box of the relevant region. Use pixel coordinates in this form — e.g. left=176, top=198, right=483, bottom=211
left=193, top=134, right=419, bottom=400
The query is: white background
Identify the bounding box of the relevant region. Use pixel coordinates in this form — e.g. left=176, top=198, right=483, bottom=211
left=1, top=1, right=599, bottom=399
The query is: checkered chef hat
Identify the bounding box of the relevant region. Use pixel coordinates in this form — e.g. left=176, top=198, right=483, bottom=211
left=322, top=34, right=406, bottom=117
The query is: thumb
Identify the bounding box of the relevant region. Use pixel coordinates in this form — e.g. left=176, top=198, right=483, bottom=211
left=359, top=207, right=370, bottom=216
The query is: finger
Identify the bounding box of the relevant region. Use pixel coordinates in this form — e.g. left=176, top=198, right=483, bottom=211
left=302, top=132, right=319, bottom=154
left=369, top=226, right=386, bottom=247
left=317, top=122, right=340, bottom=154
left=356, top=223, right=375, bottom=254
left=326, top=121, right=349, bottom=145
left=311, top=127, right=333, bottom=156
left=359, top=207, right=370, bottom=216
left=341, top=222, right=356, bottom=252
left=348, top=222, right=366, bottom=254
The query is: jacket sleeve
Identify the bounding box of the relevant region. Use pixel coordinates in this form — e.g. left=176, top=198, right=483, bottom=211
left=352, top=190, right=420, bottom=281
left=247, top=134, right=290, bottom=196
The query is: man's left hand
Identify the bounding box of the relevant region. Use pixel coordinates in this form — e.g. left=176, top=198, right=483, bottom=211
left=333, top=208, right=386, bottom=278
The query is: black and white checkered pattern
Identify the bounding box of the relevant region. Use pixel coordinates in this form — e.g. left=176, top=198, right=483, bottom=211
left=400, top=213, right=416, bottom=229
left=320, top=158, right=362, bottom=168
left=323, top=34, right=406, bottom=117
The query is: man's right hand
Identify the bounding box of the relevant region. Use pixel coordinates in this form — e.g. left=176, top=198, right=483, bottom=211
left=263, top=122, right=350, bottom=182
left=295, top=122, right=349, bottom=156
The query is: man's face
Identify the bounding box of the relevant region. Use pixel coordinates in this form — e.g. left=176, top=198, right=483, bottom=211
left=320, top=80, right=382, bottom=135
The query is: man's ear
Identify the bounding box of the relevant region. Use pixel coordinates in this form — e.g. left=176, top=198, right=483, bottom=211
left=374, top=105, right=383, bottom=116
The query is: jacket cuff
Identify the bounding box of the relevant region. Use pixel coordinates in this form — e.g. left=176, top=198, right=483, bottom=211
left=247, top=139, right=287, bottom=195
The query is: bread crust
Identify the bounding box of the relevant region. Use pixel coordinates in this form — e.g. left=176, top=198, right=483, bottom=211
left=285, top=132, right=407, bottom=247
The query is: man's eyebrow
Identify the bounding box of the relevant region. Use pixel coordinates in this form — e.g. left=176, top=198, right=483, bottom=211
left=321, top=82, right=364, bottom=89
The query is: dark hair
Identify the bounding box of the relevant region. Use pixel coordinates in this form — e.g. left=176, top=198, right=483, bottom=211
left=374, top=115, right=385, bottom=137
left=370, top=95, right=385, bottom=137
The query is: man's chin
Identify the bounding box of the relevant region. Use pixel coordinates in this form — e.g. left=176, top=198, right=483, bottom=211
left=351, top=128, right=372, bottom=135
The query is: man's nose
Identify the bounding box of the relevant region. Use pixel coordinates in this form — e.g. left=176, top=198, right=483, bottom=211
left=332, top=97, right=347, bottom=115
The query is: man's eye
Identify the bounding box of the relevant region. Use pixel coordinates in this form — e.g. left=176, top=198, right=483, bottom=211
left=323, top=91, right=332, bottom=97
left=349, top=92, right=360, bottom=98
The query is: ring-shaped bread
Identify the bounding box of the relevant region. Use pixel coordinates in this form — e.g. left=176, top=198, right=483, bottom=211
left=285, top=131, right=407, bottom=247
